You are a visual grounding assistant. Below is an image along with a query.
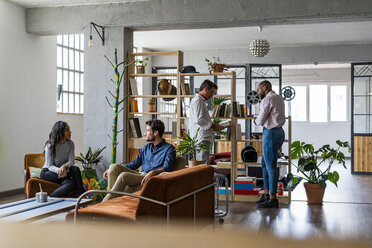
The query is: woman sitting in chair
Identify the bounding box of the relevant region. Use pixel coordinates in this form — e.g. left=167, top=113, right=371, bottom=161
left=40, top=121, right=85, bottom=197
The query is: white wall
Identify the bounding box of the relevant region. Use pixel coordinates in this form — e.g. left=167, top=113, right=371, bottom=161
left=0, top=1, right=83, bottom=192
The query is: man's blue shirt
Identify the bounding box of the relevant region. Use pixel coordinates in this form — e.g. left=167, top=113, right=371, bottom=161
left=126, top=139, right=176, bottom=173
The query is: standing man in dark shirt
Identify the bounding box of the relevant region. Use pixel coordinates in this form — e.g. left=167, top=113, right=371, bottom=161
left=254, top=80, right=285, bottom=208
left=102, top=119, right=176, bottom=201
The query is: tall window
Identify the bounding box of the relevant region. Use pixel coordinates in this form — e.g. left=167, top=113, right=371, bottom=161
left=331, top=85, right=347, bottom=121
left=283, top=83, right=348, bottom=123
left=309, top=85, right=327, bottom=122
left=285, top=85, right=307, bottom=121
left=57, top=34, right=84, bottom=114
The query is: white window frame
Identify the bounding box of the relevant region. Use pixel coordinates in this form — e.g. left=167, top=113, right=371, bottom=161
left=284, top=82, right=350, bottom=124
left=57, top=34, right=84, bottom=114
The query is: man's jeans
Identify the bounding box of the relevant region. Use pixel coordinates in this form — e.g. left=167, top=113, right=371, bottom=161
left=262, top=127, right=285, bottom=195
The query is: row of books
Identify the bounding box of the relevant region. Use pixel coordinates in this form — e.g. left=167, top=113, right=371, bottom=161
left=232, top=102, right=250, bottom=118
left=218, top=177, right=259, bottom=195
left=129, top=118, right=142, bottom=138
left=129, top=99, right=139, bottom=112
left=217, top=187, right=260, bottom=195
left=211, top=102, right=253, bottom=118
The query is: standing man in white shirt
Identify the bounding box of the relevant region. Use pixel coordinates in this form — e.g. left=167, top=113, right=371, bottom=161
left=254, top=80, right=285, bottom=208
left=189, top=79, right=225, bottom=164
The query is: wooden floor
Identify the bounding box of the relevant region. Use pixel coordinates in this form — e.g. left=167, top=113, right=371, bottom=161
left=1, top=159, right=371, bottom=242
left=215, top=159, right=372, bottom=242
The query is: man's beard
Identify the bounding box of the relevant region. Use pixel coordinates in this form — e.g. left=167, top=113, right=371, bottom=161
left=146, top=137, right=155, bottom=142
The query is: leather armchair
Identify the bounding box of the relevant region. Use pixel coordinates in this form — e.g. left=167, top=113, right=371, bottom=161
left=24, top=153, right=77, bottom=198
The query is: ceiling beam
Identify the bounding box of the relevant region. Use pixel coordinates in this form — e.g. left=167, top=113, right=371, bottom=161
left=26, top=0, right=372, bottom=35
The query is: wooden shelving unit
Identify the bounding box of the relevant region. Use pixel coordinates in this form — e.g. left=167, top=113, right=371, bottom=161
left=126, top=50, right=183, bottom=160
left=126, top=49, right=292, bottom=204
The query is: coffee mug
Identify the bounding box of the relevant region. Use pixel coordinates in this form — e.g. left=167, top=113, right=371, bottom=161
left=36, top=192, right=48, bottom=202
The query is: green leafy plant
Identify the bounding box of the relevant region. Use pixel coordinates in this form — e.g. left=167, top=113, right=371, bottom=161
left=148, top=98, right=156, bottom=105
left=211, top=97, right=229, bottom=110
left=176, top=128, right=211, bottom=161
left=75, top=146, right=106, bottom=170
left=135, top=57, right=149, bottom=67
left=287, top=140, right=351, bottom=189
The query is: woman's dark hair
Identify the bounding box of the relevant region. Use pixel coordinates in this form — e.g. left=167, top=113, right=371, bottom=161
left=43, top=121, right=68, bottom=157
left=145, top=119, right=165, bottom=137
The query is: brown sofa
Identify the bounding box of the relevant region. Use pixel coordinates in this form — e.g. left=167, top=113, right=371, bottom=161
left=66, top=165, right=215, bottom=226
left=24, top=153, right=77, bottom=198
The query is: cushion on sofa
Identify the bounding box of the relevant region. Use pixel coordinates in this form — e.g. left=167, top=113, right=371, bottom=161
left=29, top=167, right=42, bottom=178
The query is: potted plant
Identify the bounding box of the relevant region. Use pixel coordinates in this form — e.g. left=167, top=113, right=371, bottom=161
left=205, top=57, right=228, bottom=73
left=75, top=146, right=106, bottom=170
left=287, top=140, right=351, bottom=204
left=136, top=57, right=149, bottom=74
left=176, top=128, right=211, bottom=167
left=148, top=98, right=156, bottom=112
left=75, top=146, right=107, bottom=201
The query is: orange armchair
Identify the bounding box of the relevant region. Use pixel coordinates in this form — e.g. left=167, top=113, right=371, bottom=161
left=24, top=153, right=77, bottom=198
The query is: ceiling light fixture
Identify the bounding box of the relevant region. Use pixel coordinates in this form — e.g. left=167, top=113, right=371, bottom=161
left=249, top=39, right=270, bottom=58
left=89, top=22, right=105, bottom=47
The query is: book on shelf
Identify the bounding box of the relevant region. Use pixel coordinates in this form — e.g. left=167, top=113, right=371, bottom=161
left=129, top=118, right=142, bottom=138
left=129, top=78, right=138, bottom=95
left=133, top=118, right=142, bottom=138
left=235, top=123, right=242, bottom=140
left=217, top=187, right=231, bottom=194
left=232, top=102, right=237, bottom=117
left=225, top=126, right=231, bottom=140
left=129, top=119, right=137, bottom=138
left=172, top=121, right=177, bottom=138
left=234, top=189, right=260, bottom=195
left=180, top=81, right=188, bottom=95
left=211, top=103, right=232, bottom=118
left=234, top=183, right=254, bottom=190
left=130, top=99, right=139, bottom=112
left=235, top=176, right=256, bottom=182
left=232, top=101, right=252, bottom=117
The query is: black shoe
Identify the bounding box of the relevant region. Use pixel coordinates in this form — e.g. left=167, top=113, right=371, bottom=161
left=256, top=194, right=269, bottom=205
left=257, top=198, right=279, bottom=208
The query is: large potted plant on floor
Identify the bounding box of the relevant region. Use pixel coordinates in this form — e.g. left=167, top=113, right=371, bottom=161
left=176, top=128, right=211, bottom=167
left=287, top=140, right=351, bottom=204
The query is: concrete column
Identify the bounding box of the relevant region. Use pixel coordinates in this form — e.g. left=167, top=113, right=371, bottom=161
left=84, top=26, right=127, bottom=176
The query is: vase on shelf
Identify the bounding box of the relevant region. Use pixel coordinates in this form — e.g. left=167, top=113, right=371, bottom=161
left=136, top=65, right=145, bottom=74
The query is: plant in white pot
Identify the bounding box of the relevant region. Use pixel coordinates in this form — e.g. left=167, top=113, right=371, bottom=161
left=176, top=128, right=211, bottom=167
left=287, top=140, right=351, bottom=204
